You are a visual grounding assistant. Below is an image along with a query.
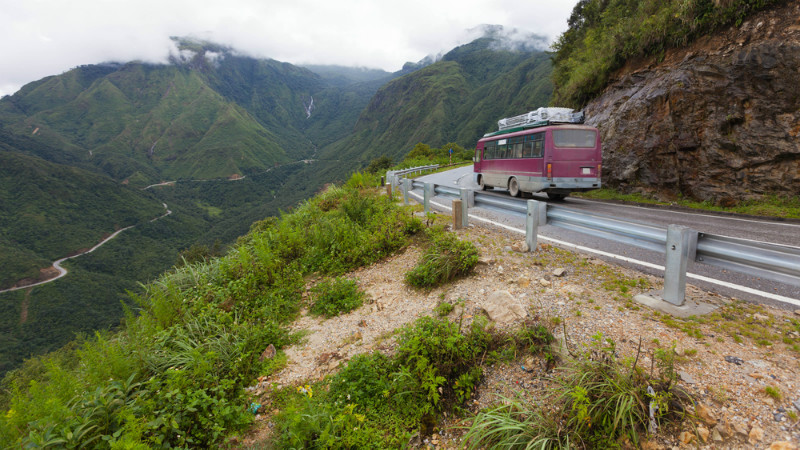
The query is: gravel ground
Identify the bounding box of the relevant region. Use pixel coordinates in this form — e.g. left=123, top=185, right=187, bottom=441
left=242, top=217, right=800, bottom=449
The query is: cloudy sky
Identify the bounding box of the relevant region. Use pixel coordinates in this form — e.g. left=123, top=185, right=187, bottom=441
left=0, top=0, right=577, bottom=97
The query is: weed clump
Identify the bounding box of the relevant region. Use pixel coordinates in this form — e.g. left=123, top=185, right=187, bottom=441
left=405, top=227, right=478, bottom=288
left=309, top=277, right=365, bottom=318
left=465, top=334, right=692, bottom=449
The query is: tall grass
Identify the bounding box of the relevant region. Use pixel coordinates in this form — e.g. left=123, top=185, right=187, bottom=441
left=0, top=182, right=423, bottom=448
left=464, top=335, right=690, bottom=448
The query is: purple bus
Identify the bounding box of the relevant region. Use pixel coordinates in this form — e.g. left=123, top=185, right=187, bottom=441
left=473, top=109, right=602, bottom=200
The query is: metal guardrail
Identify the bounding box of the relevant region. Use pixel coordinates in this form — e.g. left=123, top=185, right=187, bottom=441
left=393, top=176, right=800, bottom=307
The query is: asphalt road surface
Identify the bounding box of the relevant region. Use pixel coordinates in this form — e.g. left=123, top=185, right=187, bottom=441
left=411, top=166, right=800, bottom=310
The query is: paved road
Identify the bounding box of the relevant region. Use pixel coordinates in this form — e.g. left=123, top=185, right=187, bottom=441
left=412, top=166, right=800, bottom=309
left=0, top=204, right=172, bottom=294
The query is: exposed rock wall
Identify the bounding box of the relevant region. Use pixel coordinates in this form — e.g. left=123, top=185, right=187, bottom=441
left=584, top=2, right=800, bottom=204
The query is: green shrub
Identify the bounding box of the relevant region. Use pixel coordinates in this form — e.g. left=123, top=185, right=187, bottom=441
left=271, top=316, right=497, bottom=447
left=309, top=277, right=366, bottom=318
left=405, top=229, right=479, bottom=288
left=465, top=335, right=691, bottom=448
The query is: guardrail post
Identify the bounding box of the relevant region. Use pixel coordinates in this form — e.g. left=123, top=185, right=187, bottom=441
left=423, top=183, right=434, bottom=213
left=402, top=178, right=411, bottom=205
left=459, top=188, right=469, bottom=227
left=453, top=200, right=463, bottom=229
left=662, top=225, right=698, bottom=306
left=526, top=200, right=544, bottom=252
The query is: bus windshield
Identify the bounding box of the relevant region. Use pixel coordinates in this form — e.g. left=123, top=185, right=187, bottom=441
left=552, top=129, right=597, bottom=148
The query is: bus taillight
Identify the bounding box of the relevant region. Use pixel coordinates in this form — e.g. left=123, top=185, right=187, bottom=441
left=547, top=163, right=552, bottom=180
left=597, top=164, right=601, bottom=174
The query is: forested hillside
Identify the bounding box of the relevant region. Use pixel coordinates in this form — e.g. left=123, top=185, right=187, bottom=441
left=0, top=29, right=555, bottom=375
left=320, top=36, right=553, bottom=170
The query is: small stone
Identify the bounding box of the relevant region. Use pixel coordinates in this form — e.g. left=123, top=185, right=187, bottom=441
left=641, top=440, right=664, bottom=450
left=714, top=421, right=732, bottom=438
left=259, top=344, right=277, bottom=361
left=774, top=413, right=786, bottom=422
left=711, top=428, right=723, bottom=442
left=539, top=279, right=551, bottom=287
left=748, top=426, right=764, bottom=444
left=478, top=256, right=495, bottom=265
left=769, top=441, right=798, bottom=450
left=697, top=426, right=709, bottom=443
left=733, top=421, right=749, bottom=436
left=552, top=267, right=566, bottom=277
left=794, top=309, right=800, bottom=316
left=695, top=403, right=717, bottom=426
left=497, top=265, right=505, bottom=274
left=792, top=399, right=800, bottom=411
left=679, top=431, right=694, bottom=445
left=503, top=246, right=512, bottom=252
left=724, top=355, right=744, bottom=365
left=749, top=372, right=764, bottom=379
left=678, top=370, right=696, bottom=384
left=517, top=276, right=531, bottom=288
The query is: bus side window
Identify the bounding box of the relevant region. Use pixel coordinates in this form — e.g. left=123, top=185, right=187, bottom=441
left=524, top=133, right=544, bottom=158
left=510, top=137, right=523, bottom=159
left=533, top=133, right=544, bottom=157
left=485, top=141, right=496, bottom=159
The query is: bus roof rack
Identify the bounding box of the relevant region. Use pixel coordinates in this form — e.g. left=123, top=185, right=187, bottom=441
left=497, top=107, right=584, bottom=131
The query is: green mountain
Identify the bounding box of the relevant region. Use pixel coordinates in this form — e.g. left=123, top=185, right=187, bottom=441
left=319, top=35, right=553, bottom=171
left=0, top=30, right=555, bottom=374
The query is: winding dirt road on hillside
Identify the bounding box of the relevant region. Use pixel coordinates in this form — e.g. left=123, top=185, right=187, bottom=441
left=0, top=203, right=172, bottom=294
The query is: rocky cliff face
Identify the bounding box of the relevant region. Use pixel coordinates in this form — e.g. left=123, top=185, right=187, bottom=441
left=584, top=1, right=800, bottom=204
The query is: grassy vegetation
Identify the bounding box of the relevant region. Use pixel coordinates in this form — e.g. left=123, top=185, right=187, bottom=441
left=309, top=277, right=366, bottom=318
left=405, top=227, right=479, bottom=288
left=0, top=162, right=324, bottom=376
left=0, top=182, right=423, bottom=447
left=576, top=188, right=800, bottom=219
left=269, top=314, right=560, bottom=448
left=551, top=0, right=786, bottom=108
left=464, top=335, right=689, bottom=448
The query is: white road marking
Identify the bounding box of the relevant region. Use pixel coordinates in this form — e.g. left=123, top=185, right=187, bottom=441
left=410, top=191, right=800, bottom=307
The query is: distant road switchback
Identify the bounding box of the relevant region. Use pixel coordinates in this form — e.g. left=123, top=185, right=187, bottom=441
left=0, top=203, right=172, bottom=294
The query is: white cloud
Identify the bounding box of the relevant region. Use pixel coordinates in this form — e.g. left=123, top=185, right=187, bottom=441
left=0, top=0, right=577, bottom=97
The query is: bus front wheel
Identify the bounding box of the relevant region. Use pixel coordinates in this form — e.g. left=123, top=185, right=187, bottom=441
left=478, top=176, right=487, bottom=190
left=508, top=178, right=521, bottom=197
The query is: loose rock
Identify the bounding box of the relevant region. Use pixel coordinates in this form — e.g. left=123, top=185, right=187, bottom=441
left=748, top=426, right=764, bottom=444
left=695, top=403, right=717, bottom=426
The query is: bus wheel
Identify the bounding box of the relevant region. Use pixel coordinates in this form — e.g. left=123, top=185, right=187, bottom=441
left=478, top=176, right=487, bottom=190
left=508, top=178, right=521, bottom=197
left=547, top=193, right=567, bottom=200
